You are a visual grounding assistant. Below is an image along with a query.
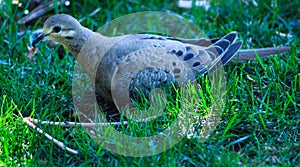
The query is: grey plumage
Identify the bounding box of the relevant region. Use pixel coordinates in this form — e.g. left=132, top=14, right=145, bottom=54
left=32, top=14, right=290, bottom=102
left=107, top=32, right=241, bottom=100
left=80, top=31, right=242, bottom=101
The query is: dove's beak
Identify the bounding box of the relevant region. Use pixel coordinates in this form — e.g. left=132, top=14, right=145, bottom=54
left=32, top=33, right=49, bottom=47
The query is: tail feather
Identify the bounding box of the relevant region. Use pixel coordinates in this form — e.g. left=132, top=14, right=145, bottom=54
left=206, top=32, right=240, bottom=69
left=196, top=32, right=242, bottom=74
left=234, top=46, right=290, bottom=62
left=221, top=40, right=243, bottom=65
left=223, top=31, right=238, bottom=43
left=214, top=40, right=231, bottom=53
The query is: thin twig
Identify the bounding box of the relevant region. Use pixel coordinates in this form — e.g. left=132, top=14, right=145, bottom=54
left=19, top=113, right=79, bottom=155
left=18, top=0, right=67, bottom=24
left=29, top=118, right=128, bottom=127
left=79, top=8, right=101, bottom=22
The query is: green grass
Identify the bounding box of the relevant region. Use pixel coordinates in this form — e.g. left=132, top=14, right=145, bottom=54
left=0, top=0, right=299, bottom=166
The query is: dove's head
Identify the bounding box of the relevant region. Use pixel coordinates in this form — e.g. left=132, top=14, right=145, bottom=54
left=32, top=14, right=93, bottom=56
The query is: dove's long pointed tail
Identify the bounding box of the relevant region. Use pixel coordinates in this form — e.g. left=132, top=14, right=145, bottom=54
left=234, top=46, right=290, bottom=62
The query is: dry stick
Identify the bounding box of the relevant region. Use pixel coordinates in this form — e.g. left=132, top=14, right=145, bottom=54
left=18, top=0, right=67, bottom=24
left=29, top=118, right=128, bottom=127
left=19, top=113, right=79, bottom=155
left=79, top=8, right=101, bottom=22
left=21, top=115, right=128, bottom=154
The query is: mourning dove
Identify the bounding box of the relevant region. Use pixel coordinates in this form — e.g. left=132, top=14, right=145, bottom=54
left=32, top=14, right=290, bottom=102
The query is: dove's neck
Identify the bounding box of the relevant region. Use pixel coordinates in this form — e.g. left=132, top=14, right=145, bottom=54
left=64, top=26, right=94, bottom=58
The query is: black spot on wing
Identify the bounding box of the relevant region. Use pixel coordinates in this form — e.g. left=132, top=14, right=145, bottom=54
left=170, top=50, right=183, bottom=56
left=193, top=62, right=201, bottom=67
left=176, top=50, right=183, bottom=56
left=185, top=46, right=192, bottom=51
left=184, top=53, right=194, bottom=61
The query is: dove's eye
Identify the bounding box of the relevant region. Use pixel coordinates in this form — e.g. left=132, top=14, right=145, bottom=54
left=53, top=26, right=62, bottom=33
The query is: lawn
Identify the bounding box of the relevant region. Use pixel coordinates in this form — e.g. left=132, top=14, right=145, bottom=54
left=0, top=0, right=299, bottom=166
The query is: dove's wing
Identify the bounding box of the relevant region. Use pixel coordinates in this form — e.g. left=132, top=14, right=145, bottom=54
left=92, top=31, right=242, bottom=101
